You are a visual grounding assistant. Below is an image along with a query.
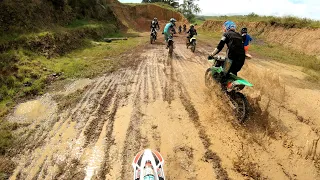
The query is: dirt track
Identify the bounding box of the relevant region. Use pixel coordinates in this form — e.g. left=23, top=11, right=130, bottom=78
left=8, top=34, right=320, bottom=180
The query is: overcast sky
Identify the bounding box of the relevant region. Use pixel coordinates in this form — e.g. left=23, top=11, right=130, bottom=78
left=118, top=0, right=320, bottom=20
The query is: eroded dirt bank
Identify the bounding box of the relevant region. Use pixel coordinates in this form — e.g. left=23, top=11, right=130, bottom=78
left=201, top=20, right=320, bottom=56
left=7, top=34, right=320, bottom=180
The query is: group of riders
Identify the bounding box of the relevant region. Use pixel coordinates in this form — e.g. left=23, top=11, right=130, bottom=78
left=150, top=18, right=197, bottom=49
left=150, top=17, right=252, bottom=85
left=136, top=18, right=254, bottom=180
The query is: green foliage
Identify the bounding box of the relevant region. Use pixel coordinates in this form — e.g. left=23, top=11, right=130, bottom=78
left=0, top=0, right=118, bottom=35
left=0, top=120, right=17, bottom=155
left=194, top=16, right=206, bottom=26
left=178, top=0, right=201, bottom=22
left=141, top=0, right=179, bottom=8
left=205, top=13, right=320, bottom=29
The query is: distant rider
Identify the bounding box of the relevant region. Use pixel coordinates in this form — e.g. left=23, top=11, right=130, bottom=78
left=183, top=24, right=187, bottom=33
left=241, top=27, right=252, bottom=58
left=209, top=21, right=245, bottom=84
left=150, top=17, right=160, bottom=39
left=178, top=25, right=182, bottom=34
left=186, top=24, right=197, bottom=47
left=163, top=18, right=176, bottom=49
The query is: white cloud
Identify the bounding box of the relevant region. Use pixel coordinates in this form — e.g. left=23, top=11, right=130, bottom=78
left=179, top=0, right=320, bottom=20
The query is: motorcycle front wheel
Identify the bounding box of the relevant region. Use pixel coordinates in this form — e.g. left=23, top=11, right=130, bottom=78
left=228, top=92, right=249, bottom=123
left=205, top=68, right=214, bottom=88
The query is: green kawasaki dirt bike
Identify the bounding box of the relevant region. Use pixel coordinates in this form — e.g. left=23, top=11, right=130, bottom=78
left=205, top=56, right=253, bottom=123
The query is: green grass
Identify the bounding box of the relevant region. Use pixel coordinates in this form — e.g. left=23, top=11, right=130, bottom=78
left=0, top=32, right=147, bottom=166
left=43, top=36, right=146, bottom=78
left=250, top=42, right=320, bottom=81
left=0, top=35, right=146, bottom=115
left=203, top=14, right=320, bottom=29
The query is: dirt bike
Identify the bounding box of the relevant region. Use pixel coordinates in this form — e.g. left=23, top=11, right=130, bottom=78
left=150, top=30, right=157, bottom=44
left=205, top=56, right=253, bottom=123
left=186, top=35, right=197, bottom=53
left=132, top=149, right=165, bottom=180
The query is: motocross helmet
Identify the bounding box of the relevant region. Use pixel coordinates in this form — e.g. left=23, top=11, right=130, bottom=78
left=132, top=149, right=165, bottom=180
left=190, top=24, right=194, bottom=28
left=169, top=18, right=177, bottom=26
left=223, top=21, right=236, bottom=31
left=241, top=27, right=247, bottom=33
left=154, top=17, right=158, bottom=21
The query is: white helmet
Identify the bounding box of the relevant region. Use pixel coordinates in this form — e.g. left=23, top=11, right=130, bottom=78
left=169, top=18, right=176, bottom=25
left=132, top=149, right=165, bottom=180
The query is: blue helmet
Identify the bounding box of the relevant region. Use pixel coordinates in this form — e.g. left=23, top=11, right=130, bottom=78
left=223, top=21, right=236, bottom=31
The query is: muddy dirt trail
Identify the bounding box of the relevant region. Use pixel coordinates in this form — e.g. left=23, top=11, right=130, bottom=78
left=8, top=34, right=320, bottom=180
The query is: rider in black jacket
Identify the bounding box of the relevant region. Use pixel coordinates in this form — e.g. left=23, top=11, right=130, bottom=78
left=186, top=24, right=197, bottom=47
left=209, top=21, right=245, bottom=78
left=150, top=17, right=160, bottom=39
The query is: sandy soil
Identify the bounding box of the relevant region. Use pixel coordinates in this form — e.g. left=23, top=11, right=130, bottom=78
left=7, top=33, right=320, bottom=180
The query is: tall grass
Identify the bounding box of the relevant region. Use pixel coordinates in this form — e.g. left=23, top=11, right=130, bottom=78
left=203, top=13, right=320, bottom=28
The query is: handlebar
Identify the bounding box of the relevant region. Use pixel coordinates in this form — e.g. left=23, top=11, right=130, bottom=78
left=208, top=55, right=226, bottom=61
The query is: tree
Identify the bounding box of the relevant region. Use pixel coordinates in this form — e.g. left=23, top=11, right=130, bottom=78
left=141, top=0, right=179, bottom=8
left=179, top=0, right=201, bottom=22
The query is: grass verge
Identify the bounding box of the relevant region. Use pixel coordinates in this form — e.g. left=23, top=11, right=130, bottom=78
left=203, top=14, right=320, bottom=29
left=0, top=24, right=147, bottom=172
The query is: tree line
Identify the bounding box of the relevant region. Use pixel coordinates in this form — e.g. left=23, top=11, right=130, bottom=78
left=141, top=0, right=201, bottom=22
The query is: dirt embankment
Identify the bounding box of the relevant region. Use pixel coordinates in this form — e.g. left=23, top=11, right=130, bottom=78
left=201, top=20, right=320, bottom=56
left=110, top=3, right=188, bottom=31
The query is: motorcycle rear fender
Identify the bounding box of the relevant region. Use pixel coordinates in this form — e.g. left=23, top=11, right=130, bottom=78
left=132, top=149, right=165, bottom=180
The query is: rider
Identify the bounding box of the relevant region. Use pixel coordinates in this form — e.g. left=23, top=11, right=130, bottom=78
left=186, top=24, right=197, bottom=46
left=241, top=27, right=252, bottom=57
left=150, top=17, right=160, bottom=39
left=178, top=25, right=182, bottom=33
left=209, top=21, right=245, bottom=83
left=163, top=18, right=176, bottom=49
left=183, top=24, right=187, bottom=33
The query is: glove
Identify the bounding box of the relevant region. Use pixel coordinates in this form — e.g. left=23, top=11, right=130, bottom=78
left=162, top=32, right=164, bottom=34
left=208, top=55, right=214, bottom=60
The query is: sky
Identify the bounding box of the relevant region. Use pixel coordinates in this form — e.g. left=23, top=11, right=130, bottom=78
left=118, top=0, right=320, bottom=20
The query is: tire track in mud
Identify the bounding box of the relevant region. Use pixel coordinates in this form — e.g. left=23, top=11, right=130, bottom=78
left=178, top=82, right=230, bottom=180
left=83, top=84, right=118, bottom=148
left=93, top=93, right=121, bottom=179
left=171, top=39, right=230, bottom=179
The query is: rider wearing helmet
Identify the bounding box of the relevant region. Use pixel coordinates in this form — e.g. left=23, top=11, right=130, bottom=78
left=151, top=17, right=160, bottom=39
left=186, top=24, right=197, bottom=46
left=163, top=18, right=176, bottom=48
left=209, top=21, right=245, bottom=82
left=241, top=27, right=252, bottom=57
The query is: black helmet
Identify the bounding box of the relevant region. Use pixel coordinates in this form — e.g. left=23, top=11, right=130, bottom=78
left=241, top=27, right=247, bottom=33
